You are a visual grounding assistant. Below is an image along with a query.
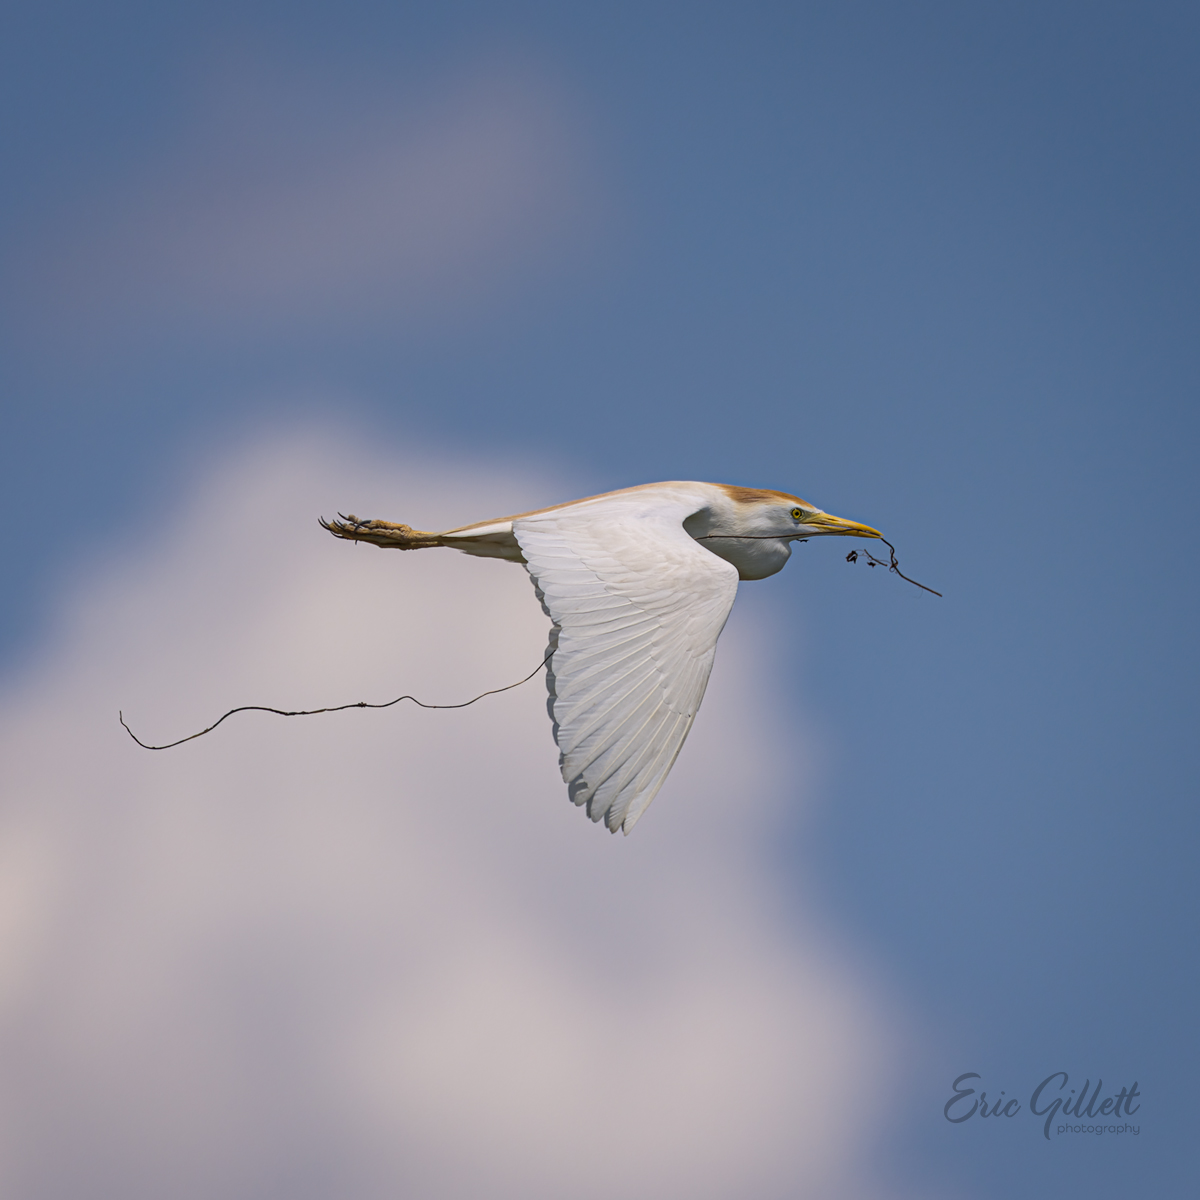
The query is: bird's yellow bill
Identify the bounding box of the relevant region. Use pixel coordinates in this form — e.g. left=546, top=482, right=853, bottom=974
left=802, top=511, right=883, bottom=538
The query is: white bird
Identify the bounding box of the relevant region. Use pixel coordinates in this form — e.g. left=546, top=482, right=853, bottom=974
left=322, top=482, right=882, bottom=834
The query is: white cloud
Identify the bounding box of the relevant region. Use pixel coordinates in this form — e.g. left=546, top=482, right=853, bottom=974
left=15, top=55, right=602, bottom=347
left=0, top=434, right=898, bottom=1199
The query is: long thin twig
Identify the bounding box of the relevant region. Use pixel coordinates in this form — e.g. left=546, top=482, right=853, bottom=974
left=846, top=538, right=942, bottom=596
left=120, top=651, right=554, bottom=751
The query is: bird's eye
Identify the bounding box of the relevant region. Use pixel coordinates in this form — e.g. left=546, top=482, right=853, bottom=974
left=791, top=507, right=804, bottom=520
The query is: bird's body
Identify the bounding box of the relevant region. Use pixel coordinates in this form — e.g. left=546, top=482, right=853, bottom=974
left=323, top=482, right=881, bottom=834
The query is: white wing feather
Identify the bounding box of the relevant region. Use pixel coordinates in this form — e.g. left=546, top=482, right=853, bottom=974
left=513, top=489, right=739, bottom=833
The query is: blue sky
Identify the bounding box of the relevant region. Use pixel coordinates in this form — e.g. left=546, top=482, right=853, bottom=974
left=1, top=3, right=1197, bottom=1196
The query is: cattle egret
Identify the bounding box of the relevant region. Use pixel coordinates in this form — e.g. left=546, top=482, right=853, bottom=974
left=322, top=481, right=882, bottom=834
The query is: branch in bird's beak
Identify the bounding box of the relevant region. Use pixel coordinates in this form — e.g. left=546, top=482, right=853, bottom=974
left=799, top=511, right=883, bottom=539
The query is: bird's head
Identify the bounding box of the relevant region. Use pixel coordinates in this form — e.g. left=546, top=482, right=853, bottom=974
left=775, top=498, right=884, bottom=540
left=686, top=485, right=883, bottom=580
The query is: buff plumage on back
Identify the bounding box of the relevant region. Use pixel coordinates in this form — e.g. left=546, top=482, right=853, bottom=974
left=513, top=487, right=740, bottom=833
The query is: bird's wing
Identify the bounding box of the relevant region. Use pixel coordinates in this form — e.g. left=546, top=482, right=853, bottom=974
left=513, top=492, right=739, bottom=834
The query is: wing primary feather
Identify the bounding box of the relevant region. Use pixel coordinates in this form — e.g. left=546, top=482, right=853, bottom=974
left=514, top=492, right=738, bottom=832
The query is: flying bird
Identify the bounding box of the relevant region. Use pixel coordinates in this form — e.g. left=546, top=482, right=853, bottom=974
left=322, top=482, right=881, bottom=834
